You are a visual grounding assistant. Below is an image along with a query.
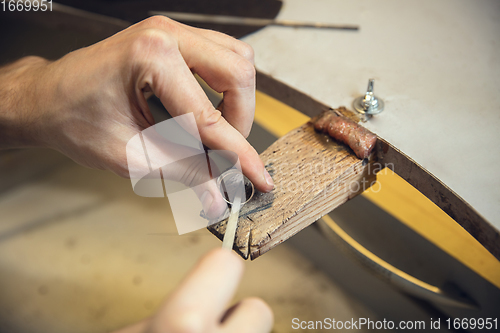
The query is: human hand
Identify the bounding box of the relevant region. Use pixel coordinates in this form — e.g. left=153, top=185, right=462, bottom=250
left=0, top=16, right=274, bottom=192
left=113, top=248, right=273, bottom=333
left=127, top=120, right=240, bottom=222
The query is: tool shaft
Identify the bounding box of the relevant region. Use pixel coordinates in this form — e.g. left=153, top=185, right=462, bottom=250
left=150, top=11, right=359, bottom=30
left=222, top=195, right=241, bottom=250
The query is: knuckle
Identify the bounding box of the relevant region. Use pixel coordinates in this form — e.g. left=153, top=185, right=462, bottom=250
left=230, top=58, right=256, bottom=88
left=198, top=106, right=223, bottom=130
left=19, top=55, right=47, bottom=66
left=130, top=28, right=177, bottom=59
left=142, top=15, right=176, bottom=30
left=236, top=41, right=255, bottom=63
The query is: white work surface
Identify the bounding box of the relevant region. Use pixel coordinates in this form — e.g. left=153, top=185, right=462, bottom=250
left=243, top=0, right=500, bottom=230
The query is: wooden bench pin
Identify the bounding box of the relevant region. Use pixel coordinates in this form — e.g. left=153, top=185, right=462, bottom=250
left=210, top=107, right=378, bottom=260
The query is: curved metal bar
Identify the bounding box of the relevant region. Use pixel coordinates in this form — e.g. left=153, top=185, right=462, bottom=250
left=318, top=216, right=479, bottom=309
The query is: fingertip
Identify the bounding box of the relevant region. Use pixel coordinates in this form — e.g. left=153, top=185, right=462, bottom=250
left=220, top=297, right=274, bottom=333
left=244, top=297, right=274, bottom=321
left=239, top=153, right=274, bottom=194
left=249, top=168, right=274, bottom=193
left=263, top=168, right=275, bottom=190
left=205, top=248, right=244, bottom=273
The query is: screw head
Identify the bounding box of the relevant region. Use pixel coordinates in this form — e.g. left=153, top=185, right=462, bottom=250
left=353, top=79, right=384, bottom=115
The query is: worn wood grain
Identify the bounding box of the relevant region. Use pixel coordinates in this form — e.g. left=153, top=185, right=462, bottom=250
left=208, top=122, right=377, bottom=260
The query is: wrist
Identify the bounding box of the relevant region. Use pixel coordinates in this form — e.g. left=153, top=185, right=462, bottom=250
left=0, top=56, right=52, bottom=148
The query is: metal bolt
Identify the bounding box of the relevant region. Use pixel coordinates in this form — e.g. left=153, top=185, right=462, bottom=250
left=353, top=79, right=384, bottom=116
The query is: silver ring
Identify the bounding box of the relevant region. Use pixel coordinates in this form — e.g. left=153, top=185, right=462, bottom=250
left=216, top=169, right=254, bottom=205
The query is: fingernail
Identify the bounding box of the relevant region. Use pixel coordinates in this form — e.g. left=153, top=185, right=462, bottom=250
left=264, top=169, right=274, bottom=188
left=200, top=191, right=214, bottom=212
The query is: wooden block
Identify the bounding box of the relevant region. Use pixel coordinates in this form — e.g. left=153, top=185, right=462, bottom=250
left=208, top=122, right=377, bottom=260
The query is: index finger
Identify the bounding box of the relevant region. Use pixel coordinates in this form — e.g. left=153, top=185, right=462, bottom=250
left=177, top=27, right=256, bottom=138
left=137, top=28, right=273, bottom=192
left=143, top=16, right=256, bottom=137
